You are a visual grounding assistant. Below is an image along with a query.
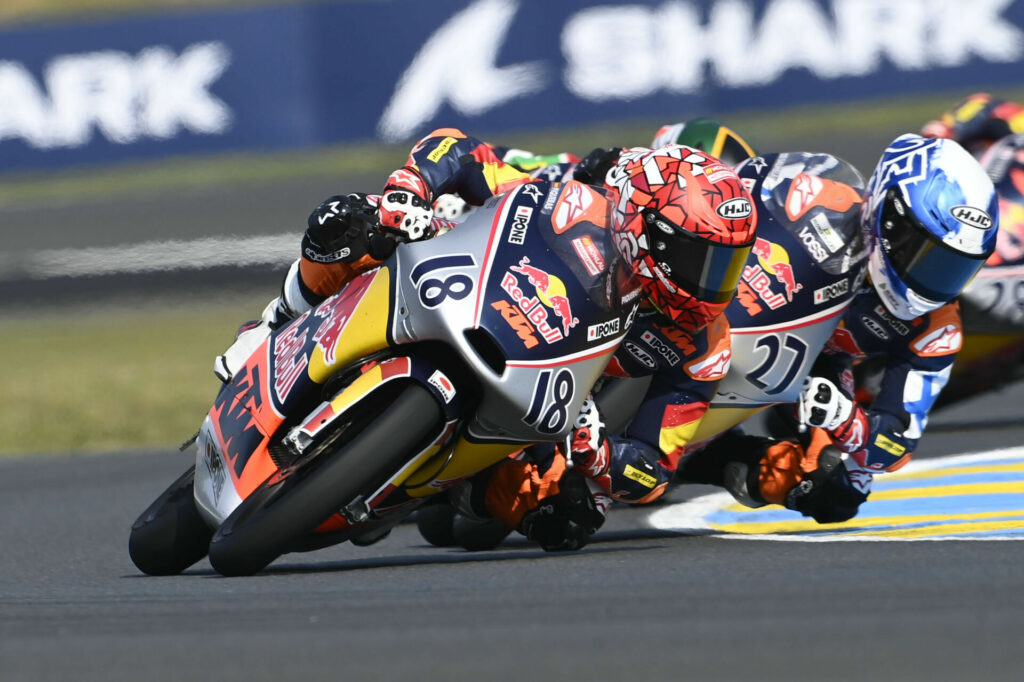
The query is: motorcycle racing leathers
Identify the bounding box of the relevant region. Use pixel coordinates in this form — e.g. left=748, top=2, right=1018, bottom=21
left=247, top=128, right=738, bottom=549
left=680, top=285, right=963, bottom=524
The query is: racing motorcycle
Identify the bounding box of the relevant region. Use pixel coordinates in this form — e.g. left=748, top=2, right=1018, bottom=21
left=129, top=179, right=636, bottom=576
left=418, top=151, right=870, bottom=548
left=683, top=151, right=868, bottom=445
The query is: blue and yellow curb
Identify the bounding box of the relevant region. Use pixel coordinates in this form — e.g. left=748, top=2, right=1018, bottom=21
left=649, top=447, right=1024, bottom=541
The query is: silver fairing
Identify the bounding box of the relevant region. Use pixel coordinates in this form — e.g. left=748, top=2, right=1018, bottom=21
left=388, top=185, right=628, bottom=442
left=193, top=415, right=244, bottom=528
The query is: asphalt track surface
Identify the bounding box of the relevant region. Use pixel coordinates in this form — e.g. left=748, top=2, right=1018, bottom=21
left=3, top=135, right=1024, bottom=680
left=2, top=380, right=1023, bottom=682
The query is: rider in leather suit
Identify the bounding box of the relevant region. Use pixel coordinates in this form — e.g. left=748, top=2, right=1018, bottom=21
left=217, top=126, right=758, bottom=550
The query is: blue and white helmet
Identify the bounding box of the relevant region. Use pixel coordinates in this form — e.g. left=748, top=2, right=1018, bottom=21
left=864, top=134, right=998, bottom=320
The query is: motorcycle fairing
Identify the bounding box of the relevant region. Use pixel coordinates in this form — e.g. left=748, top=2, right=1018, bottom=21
left=194, top=266, right=396, bottom=519
left=271, top=266, right=393, bottom=415
left=730, top=152, right=867, bottom=328
left=196, top=181, right=635, bottom=534
left=389, top=182, right=629, bottom=443
left=693, top=153, right=870, bottom=438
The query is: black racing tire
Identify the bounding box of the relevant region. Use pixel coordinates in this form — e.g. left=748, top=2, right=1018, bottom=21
left=208, top=383, right=442, bottom=577
left=415, top=501, right=458, bottom=547
left=129, top=465, right=213, bottom=576
left=453, top=515, right=513, bottom=552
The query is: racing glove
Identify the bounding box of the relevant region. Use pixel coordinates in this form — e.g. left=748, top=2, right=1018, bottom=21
left=432, top=193, right=470, bottom=221
left=798, top=376, right=853, bottom=430
left=572, top=147, right=622, bottom=186
left=798, top=376, right=869, bottom=452
left=564, top=397, right=613, bottom=500
left=784, top=446, right=869, bottom=524
left=305, top=193, right=398, bottom=264
left=378, top=167, right=434, bottom=240
left=519, top=468, right=607, bottom=551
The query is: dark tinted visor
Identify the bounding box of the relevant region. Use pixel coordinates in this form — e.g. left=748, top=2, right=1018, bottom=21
left=645, top=209, right=753, bottom=304
left=880, top=189, right=988, bottom=302
left=714, top=129, right=756, bottom=166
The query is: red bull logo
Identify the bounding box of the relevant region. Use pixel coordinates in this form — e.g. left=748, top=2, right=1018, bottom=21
left=502, top=257, right=579, bottom=341
left=311, top=270, right=376, bottom=365
left=272, top=323, right=309, bottom=404
left=745, top=237, right=803, bottom=307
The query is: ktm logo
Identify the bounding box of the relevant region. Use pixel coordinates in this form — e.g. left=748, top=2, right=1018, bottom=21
left=491, top=299, right=539, bottom=348
left=653, top=323, right=698, bottom=356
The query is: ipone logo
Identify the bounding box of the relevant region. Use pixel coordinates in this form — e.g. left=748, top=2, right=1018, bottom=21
left=587, top=318, right=620, bottom=342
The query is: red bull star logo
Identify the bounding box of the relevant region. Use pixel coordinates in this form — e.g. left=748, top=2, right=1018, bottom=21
left=501, top=257, right=579, bottom=342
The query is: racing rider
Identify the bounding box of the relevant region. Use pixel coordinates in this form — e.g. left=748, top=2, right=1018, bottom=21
left=679, top=134, right=1000, bottom=524
left=921, top=92, right=1024, bottom=156
left=216, top=127, right=758, bottom=551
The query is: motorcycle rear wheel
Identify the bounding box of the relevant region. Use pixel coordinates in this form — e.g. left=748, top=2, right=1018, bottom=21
left=129, top=465, right=213, bottom=576
left=208, top=383, right=442, bottom=576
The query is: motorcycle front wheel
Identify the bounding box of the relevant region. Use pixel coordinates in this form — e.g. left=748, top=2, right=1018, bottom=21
left=207, top=383, right=443, bottom=577
left=129, top=465, right=213, bottom=576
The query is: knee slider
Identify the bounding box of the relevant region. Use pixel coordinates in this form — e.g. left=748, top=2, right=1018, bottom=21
left=785, top=447, right=867, bottom=524
left=608, top=442, right=671, bottom=504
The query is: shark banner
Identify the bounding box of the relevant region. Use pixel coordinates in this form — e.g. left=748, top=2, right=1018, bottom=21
left=2, top=0, right=1023, bottom=172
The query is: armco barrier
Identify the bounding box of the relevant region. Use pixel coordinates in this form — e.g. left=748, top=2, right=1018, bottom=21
left=2, top=0, right=1024, bottom=173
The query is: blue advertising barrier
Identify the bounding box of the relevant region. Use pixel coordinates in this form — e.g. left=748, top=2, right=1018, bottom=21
left=2, top=0, right=1024, bottom=173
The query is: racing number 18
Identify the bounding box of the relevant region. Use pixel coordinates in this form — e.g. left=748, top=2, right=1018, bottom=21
left=524, top=369, right=575, bottom=435
left=410, top=254, right=476, bottom=309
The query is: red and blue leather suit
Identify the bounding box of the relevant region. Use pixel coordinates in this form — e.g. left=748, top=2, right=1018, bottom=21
left=292, top=128, right=735, bottom=527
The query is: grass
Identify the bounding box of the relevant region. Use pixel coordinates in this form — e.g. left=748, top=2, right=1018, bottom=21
left=0, top=0, right=303, bottom=26
left=0, top=296, right=270, bottom=455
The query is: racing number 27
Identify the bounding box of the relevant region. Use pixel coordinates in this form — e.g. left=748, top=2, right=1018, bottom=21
left=746, top=334, right=808, bottom=395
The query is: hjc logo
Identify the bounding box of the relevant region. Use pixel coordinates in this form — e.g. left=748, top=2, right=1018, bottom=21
left=951, top=205, right=993, bottom=230
left=716, top=198, right=753, bottom=219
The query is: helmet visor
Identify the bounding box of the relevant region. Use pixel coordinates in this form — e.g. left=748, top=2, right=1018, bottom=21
left=644, top=209, right=753, bottom=304
left=880, top=189, right=988, bottom=302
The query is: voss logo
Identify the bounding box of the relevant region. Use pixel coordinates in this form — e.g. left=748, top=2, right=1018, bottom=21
left=813, top=279, right=849, bottom=304
left=509, top=205, right=532, bottom=245
left=798, top=225, right=829, bottom=263
left=716, top=197, right=753, bottom=219
left=951, top=205, right=993, bottom=230
left=587, top=318, right=620, bottom=342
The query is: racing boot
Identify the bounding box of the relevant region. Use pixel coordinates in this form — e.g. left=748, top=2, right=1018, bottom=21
left=213, top=294, right=293, bottom=383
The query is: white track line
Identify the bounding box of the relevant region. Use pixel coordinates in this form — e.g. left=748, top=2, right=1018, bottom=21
left=6, top=233, right=301, bottom=279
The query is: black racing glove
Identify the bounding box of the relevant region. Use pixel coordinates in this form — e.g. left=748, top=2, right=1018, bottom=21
left=519, top=469, right=606, bottom=551
left=784, top=446, right=868, bottom=524
left=572, top=147, right=622, bottom=186
left=303, top=193, right=398, bottom=264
